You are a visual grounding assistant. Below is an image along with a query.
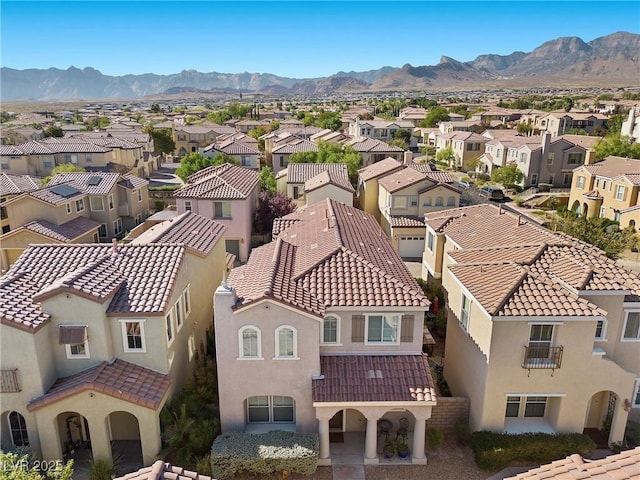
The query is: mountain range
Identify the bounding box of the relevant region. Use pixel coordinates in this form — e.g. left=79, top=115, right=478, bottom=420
left=1, top=32, right=638, bottom=101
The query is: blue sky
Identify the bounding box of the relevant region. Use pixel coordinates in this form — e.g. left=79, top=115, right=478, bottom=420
left=1, top=1, right=638, bottom=78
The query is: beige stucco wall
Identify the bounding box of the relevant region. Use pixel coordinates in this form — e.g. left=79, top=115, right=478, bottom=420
left=422, top=229, right=445, bottom=280
left=214, top=293, right=322, bottom=433
left=306, top=185, right=353, bottom=207
left=7, top=196, right=88, bottom=230
left=360, top=178, right=381, bottom=221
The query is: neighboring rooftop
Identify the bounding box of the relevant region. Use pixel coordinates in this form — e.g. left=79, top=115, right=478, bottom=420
left=114, top=460, right=212, bottom=480
left=0, top=173, right=40, bottom=196
left=175, top=163, right=259, bottom=200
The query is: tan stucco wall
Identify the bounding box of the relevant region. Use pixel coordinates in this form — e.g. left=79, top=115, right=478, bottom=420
left=422, top=229, right=445, bottom=280
left=7, top=196, right=88, bottom=230
left=306, top=185, right=353, bottom=207
left=360, top=178, right=381, bottom=221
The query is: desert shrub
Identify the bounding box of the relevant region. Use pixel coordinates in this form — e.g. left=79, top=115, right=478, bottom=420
left=427, top=428, right=444, bottom=448
left=431, top=364, right=451, bottom=396
left=625, top=421, right=640, bottom=447
left=538, top=183, right=552, bottom=192
left=514, top=196, right=524, bottom=207
left=210, top=430, right=319, bottom=479
left=454, top=418, right=472, bottom=445
left=471, top=431, right=595, bottom=471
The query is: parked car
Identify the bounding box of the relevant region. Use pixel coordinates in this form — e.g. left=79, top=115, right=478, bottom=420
left=479, top=185, right=504, bottom=201
left=457, top=180, right=475, bottom=189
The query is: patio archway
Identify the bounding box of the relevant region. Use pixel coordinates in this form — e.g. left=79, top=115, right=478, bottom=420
left=108, top=411, right=142, bottom=471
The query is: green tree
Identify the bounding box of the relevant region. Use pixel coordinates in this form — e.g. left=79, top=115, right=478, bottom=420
left=516, top=123, right=533, bottom=135
left=207, top=111, right=232, bottom=125
left=258, top=166, right=277, bottom=193
left=268, top=120, right=280, bottom=131
left=562, top=97, right=574, bottom=112
left=289, top=141, right=361, bottom=187
left=622, top=92, right=640, bottom=101
left=43, top=125, right=64, bottom=138
left=150, top=103, right=162, bottom=113
left=317, top=111, right=342, bottom=130
left=391, top=129, right=412, bottom=150
left=176, top=152, right=238, bottom=181
left=419, top=106, right=449, bottom=128
left=150, top=128, right=176, bottom=155
left=491, top=164, right=524, bottom=187
left=248, top=126, right=266, bottom=140
left=84, top=116, right=110, bottom=131
left=593, top=134, right=640, bottom=160
left=436, top=146, right=455, bottom=163
left=42, top=163, right=86, bottom=185
left=0, top=451, right=74, bottom=480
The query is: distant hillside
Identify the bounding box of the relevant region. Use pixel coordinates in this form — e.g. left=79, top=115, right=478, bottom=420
left=1, top=31, right=637, bottom=100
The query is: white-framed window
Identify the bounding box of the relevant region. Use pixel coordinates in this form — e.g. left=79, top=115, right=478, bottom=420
left=183, top=285, right=191, bottom=317
left=214, top=201, right=231, bottom=219
left=8, top=411, right=29, bottom=446
left=460, top=294, right=471, bottom=331
left=247, top=395, right=295, bottom=423
left=184, top=201, right=192, bottom=212
left=519, top=153, right=527, bottom=163
left=547, top=153, right=554, bottom=165
left=531, top=173, right=538, bottom=185
left=66, top=341, right=90, bottom=359
left=322, top=315, right=339, bottom=344
left=633, top=378, right=640, bottom=408
left=365, top=314, right=400, bottom=344
left=275, top=325, right=297, bottom=358
left=393, top=196, right=408, bottom=209
left=98, top=224, right=108, bottom=239
left=113, top=218, right=123, bottom=236
left=66, top=203, right=72, bottom=214
left=120, top=319, right=146, bottom=352
left=505, top=396, right=520, bottom=417
left=90, top=196, right=104, bottom=211
left=108, top=194, right=114, bottom=210
left=166, top=310, right=174, bottom=345
left=75, top=198, right=85, bottom=213
left=239, top=326, right=262, bottom=359
left=576, top=176, right=585, bottom=189
left=409, top=196, right=418, bottom=207
left=505, top=396, right=548, bottom=418
left=595, top=319, right=607, bottom=340
left=427, top=231, right=434, bottom=252
left=615, top=184, right=625, bottom=201
left=622, top=311, right=640, bottom=341
left=137, top=189, right=142, bottom=202
left=175, top=298, right=184, bottom=331
left=567, top=153, right=582, bottom=164
left=599, top=206, right=606, bottom=218
left=524, top=396, right=547, bottom=417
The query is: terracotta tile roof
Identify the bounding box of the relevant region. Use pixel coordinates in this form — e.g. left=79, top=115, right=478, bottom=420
left=1, top=244, right=186, bottom=331
left=406, top=163, right=435, bottom=174
left=212, top=139, right=260, bottom=156
left=8, top=140, right=54, bottom=155
left=305, top=169, right=355, bottom=193
left=417, top=182, right=462, bottom=195
left=505, top=447, right=640, bottom=480
left=37, top=138, right=111, bottom=153
left=313, top=355, right=436, bottom=403
left=115, top=461, right=213, bottom=480
left=358, top=157, right=404, bottom=181
left=0, top=145, right=27, bottom=156
left=449, top=244, right=546, bottom=266
left=130, top=212, right=226, bottom=257
left=27, top=359, right=171, bottom=411
left=287, top=163, right=348, bottom=185
left=424, top=204, right=559, bottom=249
left=271, top=217, right=301, bottom=237
left=174, top=125, right=216, bottom=134
left=272, top=138, right=318, bottom=154
left=423, top=171, right=454, bottom=183
left=0, top=173, right=40, bottom=196
left=175, top=163, right=259, bottom=200
left=449, top=263, right=604, bottom=317
left=48, top=172, right=121, bottom=195
left=345, top=137, right=404, bottom=153
left=390, top=215, right=425, bottom=227
left=583, top=156, right=640, bottom=179
left=118, top=174, right=149, bottom=189
left=378, top=168, right=428, bottom=193
left=20, top=217, right=101, bottom=242
left=557, top=134, right=601, bottom=149
left=230, top=199, right=428, bottom=316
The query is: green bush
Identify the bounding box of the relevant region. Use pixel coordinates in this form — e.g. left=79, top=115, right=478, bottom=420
left=514, top=196, right=525, bottom=207
left=538, top=183, right=552, bottom=192
left=625, top=421, right=640, bottom=447
left=149, top=184, right=181, bottom=191
left=427, top=428, right=444, bottom=448
left=471, top=431, right=595, bottom=471
left=210, top=430, right=319, bottom=479
left=454, top=418, right=472, bottom=445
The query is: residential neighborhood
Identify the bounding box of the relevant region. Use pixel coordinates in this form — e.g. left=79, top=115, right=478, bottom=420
left=1, top=16, right=640, bottom=480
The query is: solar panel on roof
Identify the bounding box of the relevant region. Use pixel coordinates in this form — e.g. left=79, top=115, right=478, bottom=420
left=49, top=184, right=80, bottom=197
left=87, top=176, right=103, bottom=186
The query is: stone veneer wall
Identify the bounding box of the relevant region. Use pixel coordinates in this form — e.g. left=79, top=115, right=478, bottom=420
left=428, top=397, right=470, bottom=431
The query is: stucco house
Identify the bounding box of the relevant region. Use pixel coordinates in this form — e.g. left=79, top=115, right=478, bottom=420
left=0, top=212, right=227, bottom=465
left=276, top=163, right=354, bottom=207
left=201, top=137, right=260, bottom=169
left=434, top=131, right=487, bottom=171
left=347, top=118, right=417, bottom=149
left=343, top=137, right=404, bottom=167
left=568, top=156, right=640, bottom=231
left=173, top=125, right=220, bottom=156
left=357, top=157, right=406, bottom=222
left=421, top=204, right=640, bottom=444
left=1, top=172, right=40, bottom=234
left=174, top=163, right=260, bottom=262
left=214, top=199, right=437, bottom=466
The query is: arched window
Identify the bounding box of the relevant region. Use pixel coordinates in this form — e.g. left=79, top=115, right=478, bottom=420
left=322, top=315, right=340, bottom=344
left=447, top=196, right=456, bottom=206
left=238, top=326, right=262, bottom=359
left=435, top=197, right=444, bottom=207
left=276, top=326, right=297, bottom=358
left=8, top=411, right=29, bottom=446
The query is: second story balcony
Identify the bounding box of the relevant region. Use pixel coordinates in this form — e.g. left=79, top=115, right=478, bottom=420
left=1, top=369, right=21, bottom=393
left=522, top=346, right=563, bottom=374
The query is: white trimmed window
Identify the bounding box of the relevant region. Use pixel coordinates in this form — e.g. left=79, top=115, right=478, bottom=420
left=616, top=184, right=625, bottom=201
left=75, top=198, right=85, bottom=213
left=214, top=201, right=231, bottom=219
left=66, top=341, right=90, bottom=359
left=595, top=319, right=607, bottom=340
left=108, top=194, right=114, bottom=209
left=183, top=285, right=191, bottom=317
left=599, top=206, right=606, bottom=218
left=113, top=218, right=123, bottom=236
left=322, top=315, right=339, bottom=344
left=276, top=326, right=297, bottom=358
left=8, top=411, right=29, bottom=446
left=239, top=326, right=262, bottom=359
left=427, top=231, right=434, bottom=252
left=366, top=314, right=400, bottom=344
left=90, top=196, right=104, bottom=212
left=633, top=379, right=640, bottom=408
left=576, top=176, right=585, bottom=189
left=505, top=396, right=520, bottom=417
left=622, top=311, right=640, bottom=341
left=460, top=294, right=471, bottom=331
left=505, top=396, right=548, bottom=418
left=175, top=298, right=184, bottom=331
left=184, top=201, right=192, bottom=212
left=524, top=396, right=547, bottom=417
left=423, top=197, right=432, bottom=207
left=166, top=311, right=174, bottom=345
left=247, top=395, right=295, bottom=423
left=121, top=320, right=146, bottom=352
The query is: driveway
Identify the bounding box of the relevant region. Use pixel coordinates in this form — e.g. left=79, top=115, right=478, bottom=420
left=149, top=163, right=183, bottom=189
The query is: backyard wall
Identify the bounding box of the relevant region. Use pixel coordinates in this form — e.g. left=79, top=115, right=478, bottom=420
left=428, top=397, right=470, bottom=431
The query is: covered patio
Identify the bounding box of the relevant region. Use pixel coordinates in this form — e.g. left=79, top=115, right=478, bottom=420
left=313, top=354, right=437, bottom=465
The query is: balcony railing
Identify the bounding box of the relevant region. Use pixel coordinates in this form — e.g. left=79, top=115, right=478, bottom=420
left=0, top=369, right=21, bottom=393
left=523, top=346, right=563, bottom=374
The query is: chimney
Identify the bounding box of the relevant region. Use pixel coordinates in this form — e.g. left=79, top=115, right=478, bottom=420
left=584, top=149, right=596, bottom=165
left=404, top=151, right=413, bottom=165
left=541, top=131, right=551, bottom=158
left=112, top=238, right=119, bottom=254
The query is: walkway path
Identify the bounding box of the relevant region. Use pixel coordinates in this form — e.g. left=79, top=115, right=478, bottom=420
left=330, top=432, right=366, bottom=480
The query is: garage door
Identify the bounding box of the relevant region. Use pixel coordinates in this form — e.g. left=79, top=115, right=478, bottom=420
left=398, top=235, right=425, bottom=259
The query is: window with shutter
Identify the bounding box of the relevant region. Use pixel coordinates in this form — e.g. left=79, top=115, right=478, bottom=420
left=352, top=315, right=365, bottom=342
left=400, top=315, right=414, bottom=342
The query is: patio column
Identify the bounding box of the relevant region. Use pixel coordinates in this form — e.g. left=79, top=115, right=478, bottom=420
left=318, top=417, right=330, bottom=464
left=86, top=415, right=112, bottom=464
left=364, top=415, right=379, bottom=464
left=412, top=415, right=429, bottom=465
